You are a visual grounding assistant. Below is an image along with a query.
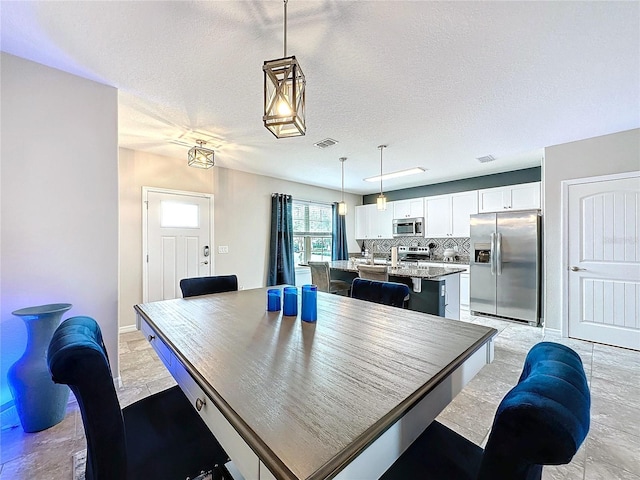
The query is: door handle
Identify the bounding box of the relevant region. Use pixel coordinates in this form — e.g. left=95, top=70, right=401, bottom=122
left=496, top=232, right=502, bottom=276
left=490, top=233, right=496, bottom=275
left=570, top=266, right=585, bottom=272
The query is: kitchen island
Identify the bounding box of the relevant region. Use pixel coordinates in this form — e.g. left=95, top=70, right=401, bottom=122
left=329, top=260, right=466, bottom=319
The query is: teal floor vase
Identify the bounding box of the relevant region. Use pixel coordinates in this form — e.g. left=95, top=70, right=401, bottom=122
left=8, top=303, right=72, bottom=432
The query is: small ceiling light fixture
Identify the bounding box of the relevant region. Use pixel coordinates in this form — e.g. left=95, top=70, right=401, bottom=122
left=188, top=140, right=215, bottom=169
left=338, top=157, right=347, bottom=216
left=364, top=167, right=426, bottom=183
left=263, top=0, right=306, bottom=138
left=377, top=145, right=388, bottom=211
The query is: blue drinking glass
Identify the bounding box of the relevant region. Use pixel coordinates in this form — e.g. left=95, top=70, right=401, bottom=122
left=283, top=287, right=298, bottom=316
left=301, top=284, right=318, bottom=322
left=267, top=288, right=281, bottom=311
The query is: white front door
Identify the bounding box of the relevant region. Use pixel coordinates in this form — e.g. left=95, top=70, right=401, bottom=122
left=143, top=188, right=213, bottom=302
left=566, top=172, right=640, bottom=350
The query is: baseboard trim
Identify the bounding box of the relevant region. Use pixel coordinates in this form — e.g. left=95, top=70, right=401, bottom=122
left=119, top=324, right=138, bottom=334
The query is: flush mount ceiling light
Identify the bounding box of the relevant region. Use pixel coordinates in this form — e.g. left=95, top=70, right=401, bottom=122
left=377, top=145, right=388, bottom=211
left=188, top=140, right=215, bottom=169
left=364, top=167, right=426, bottom=183
left=263, top=0, right=306, bottom=138
left=338, top=157, right=347, bottom=216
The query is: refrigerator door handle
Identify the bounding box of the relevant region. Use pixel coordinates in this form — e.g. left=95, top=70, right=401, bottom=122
left=496, top=232, right=503, bottom=276
left=490, top=232, right=496, bottom=275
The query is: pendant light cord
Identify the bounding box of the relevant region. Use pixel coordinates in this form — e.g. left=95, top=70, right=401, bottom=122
left=341, top=159, right=345, bottom=202
left=283, top=0, right=288, bottom=57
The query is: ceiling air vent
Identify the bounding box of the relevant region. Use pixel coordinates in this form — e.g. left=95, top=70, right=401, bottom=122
left=313, top=138, right=338, bottom=149
left=476, top=155, right=496, bottom=163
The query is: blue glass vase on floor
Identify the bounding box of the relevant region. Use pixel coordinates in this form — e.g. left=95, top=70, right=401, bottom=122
left=8, top=303, right=72, bottom=432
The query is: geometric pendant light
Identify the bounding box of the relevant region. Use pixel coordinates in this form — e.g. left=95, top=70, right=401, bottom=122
left=263, top=0, right=306, bottom=138
left=338, top=157, right=347, bottom=216
left=188, top=140, right=215, bottom=169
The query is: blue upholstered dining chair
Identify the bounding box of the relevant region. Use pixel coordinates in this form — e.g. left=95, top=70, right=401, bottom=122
left=180, top=274, right=238, bottom=297
left=47, top=316, right=228, bottom=480
left=380, top=341, right=591, bottom=480
left=350, top=278, right=410, bottom=308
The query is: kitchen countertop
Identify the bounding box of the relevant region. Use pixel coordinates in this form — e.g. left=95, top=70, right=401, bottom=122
left=330, top=260, right=467, bottom=279
left=349, top=255, right=470, bottom=266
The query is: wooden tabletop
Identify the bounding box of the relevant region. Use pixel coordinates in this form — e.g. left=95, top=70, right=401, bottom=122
left=135, top=287, right=496, bottom=480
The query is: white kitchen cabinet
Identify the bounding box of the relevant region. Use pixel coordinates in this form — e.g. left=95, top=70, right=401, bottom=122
left=393, top=198, right=424, bottom=219
left=355, top=203, right=394, bottom=239
left=478, top=182, right=540, bottom=213
left=425, top=191, right=478, bottom=238
left=460, top=271, right=470, bottom=311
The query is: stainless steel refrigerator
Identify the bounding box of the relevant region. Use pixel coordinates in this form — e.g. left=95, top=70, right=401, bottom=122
left=470, top=210, right=541, bottom=324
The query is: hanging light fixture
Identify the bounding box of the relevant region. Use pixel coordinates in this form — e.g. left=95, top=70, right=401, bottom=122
left=377, top=145, right=388, bottom=210
left=263, top=0, right=306, bottom=138
left=338, top=157, right=347, bottom=216
left=188, top=140, right=215, bottom=169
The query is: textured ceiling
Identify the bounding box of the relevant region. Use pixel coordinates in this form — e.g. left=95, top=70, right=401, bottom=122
left=2, top=1, right=638, bottom=194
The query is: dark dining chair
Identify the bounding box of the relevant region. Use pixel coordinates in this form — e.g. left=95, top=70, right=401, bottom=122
left=308, top=261, right=351, bottom=295
left=180, top=274, right=238, bottom=298
left=380, top=341, right=591, bottom=480
left=47, top=316, right=229, bottom=480
left=350, top=278, right=410, bottom=308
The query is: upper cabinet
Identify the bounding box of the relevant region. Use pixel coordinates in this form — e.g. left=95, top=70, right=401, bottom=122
left=355, top=203, right=394, bottom=239
left=478, top=182, right=541, bottom=213
left=393, top=198, right=424, bottom=219
left=425, top=191, right=478, bottom=237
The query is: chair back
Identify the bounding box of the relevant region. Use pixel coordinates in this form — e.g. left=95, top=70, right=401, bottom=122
left=180, top=274, right=238, bottom=298
left=308, top=262, right=331, bottom=292
left=48, top=316, right=126, bottom=480
left=351, top=278, right=410, bottom=308
left=478, top=341, right=591, bottom=480
left=357, top=264, right=389, bottom=282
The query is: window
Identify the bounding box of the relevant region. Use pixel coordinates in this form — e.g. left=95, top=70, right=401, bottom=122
left=160, top=201, right=199, bottom=228
left=293, top=200, right=333, bottom=266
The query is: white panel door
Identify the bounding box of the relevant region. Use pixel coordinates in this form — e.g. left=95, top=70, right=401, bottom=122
left=567, top=174, right=640, bottom=350
left=144, top=189, right=213, bottom=302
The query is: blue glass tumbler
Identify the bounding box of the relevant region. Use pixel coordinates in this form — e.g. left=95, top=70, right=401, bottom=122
left=301, top=284, right=318, bottom=322
left=283, top=287, right=298, bottom=316
left=267, top=288, right=281, bottom=311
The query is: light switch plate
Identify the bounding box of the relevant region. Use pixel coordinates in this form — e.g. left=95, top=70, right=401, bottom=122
left=218, top=245, right=229, bottom=254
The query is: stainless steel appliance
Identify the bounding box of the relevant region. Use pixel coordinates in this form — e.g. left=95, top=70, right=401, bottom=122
left=392, top=217, right=424, bottom=237
left=398, top=245, right=430, bottom=262
left=470, top=210, right=541, bottom=324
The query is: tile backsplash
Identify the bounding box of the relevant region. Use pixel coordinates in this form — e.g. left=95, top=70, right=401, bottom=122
left=360, top=237, right=470, bottom=262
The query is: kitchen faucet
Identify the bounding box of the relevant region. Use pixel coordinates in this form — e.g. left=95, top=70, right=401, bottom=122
left=370, top=241, right=376, bottom=265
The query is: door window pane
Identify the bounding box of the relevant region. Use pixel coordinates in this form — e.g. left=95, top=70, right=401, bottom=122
left=161, top=201, right=199, bottom=228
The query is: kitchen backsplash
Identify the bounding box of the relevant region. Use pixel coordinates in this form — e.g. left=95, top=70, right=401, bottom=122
left=361, top=237, right=471, bottom=262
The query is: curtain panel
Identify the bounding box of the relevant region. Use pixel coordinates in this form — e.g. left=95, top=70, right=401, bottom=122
left=331, top=203, right=349, bottom=261
left=268, top=193, right=295, bottom=286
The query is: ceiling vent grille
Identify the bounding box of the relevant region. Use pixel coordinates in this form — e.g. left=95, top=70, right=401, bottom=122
left=476, top=155, right=496, bottom=163
left=313, top=138, right=338, bottom=149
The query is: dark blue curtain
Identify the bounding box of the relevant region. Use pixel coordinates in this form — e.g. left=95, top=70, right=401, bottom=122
left=268, top=193, right=295, bottom=286
left=331, top=203, right=349, bottom=261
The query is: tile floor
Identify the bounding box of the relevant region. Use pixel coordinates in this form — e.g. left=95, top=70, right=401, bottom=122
left=1, top=313, right=638, bottom=479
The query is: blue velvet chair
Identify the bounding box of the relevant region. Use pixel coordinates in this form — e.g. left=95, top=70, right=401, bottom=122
left=380, top=341, right=591, bottom=480
left=350, top=278, right=411, bottom=308
left=180, top=274, right=238, bottom=298
left=47, top=316, right=228, bottom=480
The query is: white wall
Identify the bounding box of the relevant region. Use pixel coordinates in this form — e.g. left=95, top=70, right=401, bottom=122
left=118, top=148, right=361, bottom=329
left=543, top=128, right=640, bottom=331
left=0, top=53, right=119, bottom=406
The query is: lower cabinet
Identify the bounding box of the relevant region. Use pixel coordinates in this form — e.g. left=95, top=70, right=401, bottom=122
left=460, top=271, right=470, bottom=311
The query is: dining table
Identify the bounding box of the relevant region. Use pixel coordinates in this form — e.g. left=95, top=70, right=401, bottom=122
left=134, top=286, right=497, bottom=480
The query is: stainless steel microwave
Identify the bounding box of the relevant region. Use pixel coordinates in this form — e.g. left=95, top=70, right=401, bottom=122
left=392, top=217, right=424, bottom=237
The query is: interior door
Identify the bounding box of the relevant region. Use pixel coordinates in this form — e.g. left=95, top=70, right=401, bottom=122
left=567, top=174, right=640, bottom=350
left=144, top=189, right=213, bottom=302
